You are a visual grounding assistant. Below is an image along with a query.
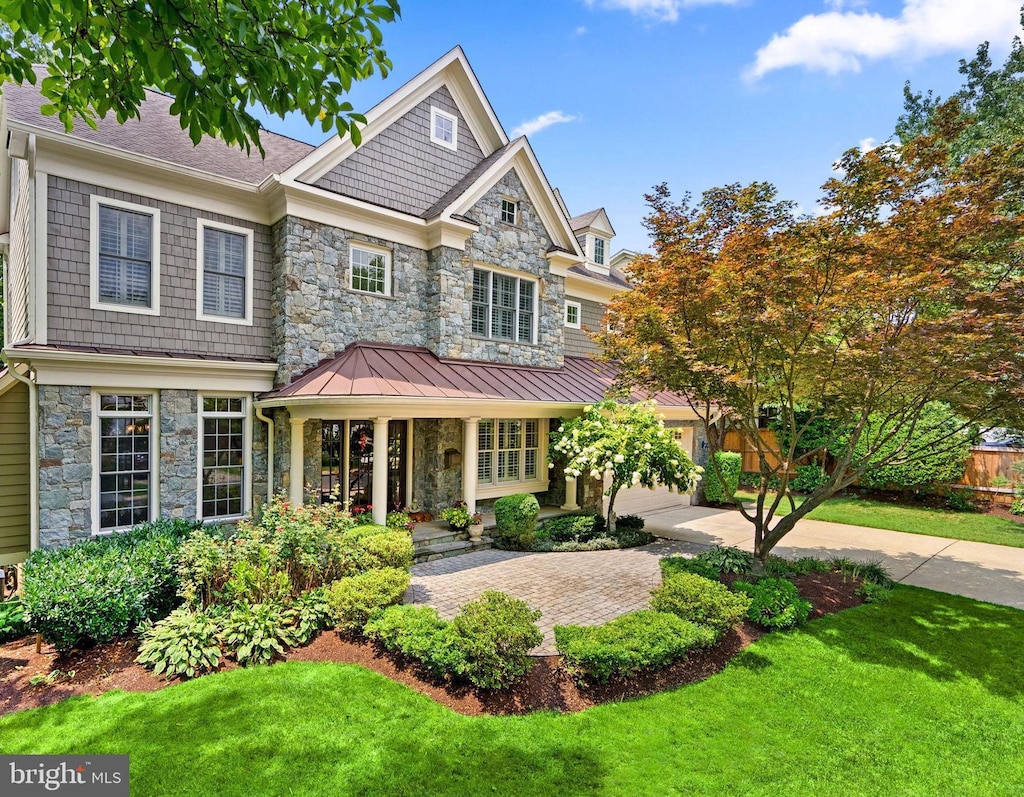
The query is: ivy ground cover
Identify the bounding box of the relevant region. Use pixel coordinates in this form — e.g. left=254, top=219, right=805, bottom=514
left=1, top=587, right=1021, bottom=796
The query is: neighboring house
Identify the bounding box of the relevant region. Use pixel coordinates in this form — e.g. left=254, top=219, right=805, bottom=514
left=0, top=47, right=707, bottom=561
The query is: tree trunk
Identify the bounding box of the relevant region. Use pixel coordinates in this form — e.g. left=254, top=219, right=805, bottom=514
left=606, top=485, right=620, bottom=534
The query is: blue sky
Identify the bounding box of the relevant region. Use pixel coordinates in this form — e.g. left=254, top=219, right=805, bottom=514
left=259, top=0, right=1024, bottom=254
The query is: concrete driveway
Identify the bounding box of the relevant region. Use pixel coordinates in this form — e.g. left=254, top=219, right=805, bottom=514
left=640, top=502, right=1024, bottom=611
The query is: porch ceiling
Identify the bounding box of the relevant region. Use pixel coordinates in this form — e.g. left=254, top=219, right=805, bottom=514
left=257, top=342, right=699, bottom=419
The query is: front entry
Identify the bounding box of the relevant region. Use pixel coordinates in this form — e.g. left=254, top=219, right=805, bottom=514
left=321, top=420, right=408, bottom=510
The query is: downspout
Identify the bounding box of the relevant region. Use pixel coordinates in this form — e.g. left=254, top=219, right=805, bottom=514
left=254, top=404, right=274, bottom=504
left=8, top=364, right=38, bottom=551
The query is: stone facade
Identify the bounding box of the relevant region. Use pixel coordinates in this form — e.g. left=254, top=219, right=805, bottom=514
left=159, top=390, right=198, bottom=520
left=37, top=385, right=92, bottom=547
left=411, top=419, right=463, bottom=513
left=46, top=176, right=275, bottom=360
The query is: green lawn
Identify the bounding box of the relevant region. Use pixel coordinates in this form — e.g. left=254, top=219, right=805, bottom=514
left=736, top=490, right=1024, bottom=548
left=2, top=588, right=1022, bottom=796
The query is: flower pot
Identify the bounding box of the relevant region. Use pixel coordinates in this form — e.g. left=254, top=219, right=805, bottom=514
left=468, top=522, right=484, bottom=540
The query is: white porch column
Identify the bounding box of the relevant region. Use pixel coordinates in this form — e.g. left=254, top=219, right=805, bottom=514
left=372, top=417, right=390, bottom=525
left=561, top=475, right=580, bottom=511
left=461, top=417, right=480, bottom=515
left=289, top=417, right=305, bottom=507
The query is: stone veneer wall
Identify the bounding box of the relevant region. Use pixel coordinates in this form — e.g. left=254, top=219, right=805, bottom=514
left=36, top=387, right=217, bottom=548
left=271, top=217, right=432, bottom=384
left=460, top=169, right=563, bottom=369
left=411, top=419, right=462, bottom=513
left=159, top=390, right=198, bottom=520
left=38, top=385, right=92, bottom=547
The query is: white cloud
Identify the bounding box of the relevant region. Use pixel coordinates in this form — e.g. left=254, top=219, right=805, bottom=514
left=512, top=111, right=579, bottom=138
left=575, top=25, right=588, bottom=35
left=746, top=0, right=1022, bottom=81
left=583, top=0, right=737, bottom=24
left=858, top=136, right=877, bottom=153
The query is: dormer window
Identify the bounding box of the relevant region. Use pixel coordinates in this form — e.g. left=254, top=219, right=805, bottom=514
left=430, top=106, right=458, bottom=151
left=501, top=198, right=518, bottom=225
left=593, top=237, right=606, bottom=266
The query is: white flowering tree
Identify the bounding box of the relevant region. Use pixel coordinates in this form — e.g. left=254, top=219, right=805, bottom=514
left=550, top=400, right=701, bottom=532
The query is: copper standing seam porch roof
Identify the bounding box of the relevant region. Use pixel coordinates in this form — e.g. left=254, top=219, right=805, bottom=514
left=259, top=342, right=694, bottom=407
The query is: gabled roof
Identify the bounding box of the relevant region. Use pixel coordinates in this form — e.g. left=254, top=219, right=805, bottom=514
left=1, top=67, right=313, bottom=184
left=260, top=341, right=694, bottom=409
left=569, top=207, right=616, bottom=237
left=282, top=47, right=508, bottom=185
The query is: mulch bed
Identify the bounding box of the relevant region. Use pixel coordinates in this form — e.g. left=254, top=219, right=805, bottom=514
left=0, top=571, right=864, bottom=718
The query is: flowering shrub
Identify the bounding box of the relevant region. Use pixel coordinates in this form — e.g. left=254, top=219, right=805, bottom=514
left=550, top=400, right=702, bottom=528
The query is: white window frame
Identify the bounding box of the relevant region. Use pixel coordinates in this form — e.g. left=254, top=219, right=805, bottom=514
left=476, top=417, right=548, bottom=499
left=564, top=300, right=582, bottom=329
left=197, top=393, right=252, bottom=522
left=348, top=242, right=393, bottom=297
left=91, top=390, right=159, bottom=534
left=470, top=266, right=539, bottom=345
left=593, top=236, right=606, bottom=266
left=89, top=195, right=161, bottom=316
left=430, top=106, right=459, bottom=151
left=196, top=218, right=255, bottom=326
left=500, top=198, right=518, bottom=225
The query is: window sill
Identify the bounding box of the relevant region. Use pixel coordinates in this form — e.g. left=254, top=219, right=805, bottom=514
left=197, top=312, right=253, bottom=327
left=467, top=334, right=540, bottom=348
left=476, top=479, right=548, bottom=499
left=346, top=288, right=396, bottom=301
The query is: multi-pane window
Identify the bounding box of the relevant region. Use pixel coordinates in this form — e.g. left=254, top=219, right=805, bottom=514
left=501, top=198, right=518, bottom=225
left=565, top=301, right=582, bottom=329
left=593, top=237, right=606, bottom=265
left=200, top=223, right=249, bottom=320
left=430, top=106, right=458, bottom=150
left=350, top=245, right=390, bottom=295
left=97, top=204, right=154, bottom=307
left=471, top=268, right=536, bottom=344
left=477, top=419, right=540, bottom=487
left=200, top=397, right=246, bottom=520
left=97, top=394, right=153, bottom=530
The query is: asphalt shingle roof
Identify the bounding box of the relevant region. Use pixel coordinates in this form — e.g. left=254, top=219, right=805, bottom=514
left=2, top=69, right=314, bottom=184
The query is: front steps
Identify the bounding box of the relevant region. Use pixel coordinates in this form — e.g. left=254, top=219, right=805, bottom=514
left=412, top=524, right=493, bottom=563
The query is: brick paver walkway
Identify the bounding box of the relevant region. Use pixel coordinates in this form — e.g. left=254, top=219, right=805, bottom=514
left=408, top=540, right=701, bottom=655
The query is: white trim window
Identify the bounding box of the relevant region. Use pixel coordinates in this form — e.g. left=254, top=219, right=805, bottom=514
left=564, top=300, right=582, bottom=329
left=500, top=198, right=518, bottom=225
left=199, top=396, right=249, bottom=521
left=593, top=237, right=606, bottom=266
left=95, top=393, right=155, bottom=531
left=349, top=244, right=391, bottom=296
left=478, top=419, right=542, bottom=488
left=197, top=219, right=254, bottom=325
left=90, top=195, right=161, bottom=315
left=471, top=267, right=537, bottom=344
left=430, top=106, right=458, bottom=151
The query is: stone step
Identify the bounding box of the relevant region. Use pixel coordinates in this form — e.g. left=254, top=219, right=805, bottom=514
left=412, top=526, right=468, bottom=549
left=413, top=536, right=493, bottom=563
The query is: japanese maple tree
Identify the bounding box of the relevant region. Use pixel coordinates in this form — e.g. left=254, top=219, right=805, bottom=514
left=601, top=104, right=1024, bottom=564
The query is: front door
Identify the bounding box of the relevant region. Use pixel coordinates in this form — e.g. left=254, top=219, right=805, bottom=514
left=321, top=420, right=408, bottom=510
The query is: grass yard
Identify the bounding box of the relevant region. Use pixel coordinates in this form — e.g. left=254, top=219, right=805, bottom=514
left=736, top=490, right=1024, bottom=548
left=1, top=587, right=1022, bottom=796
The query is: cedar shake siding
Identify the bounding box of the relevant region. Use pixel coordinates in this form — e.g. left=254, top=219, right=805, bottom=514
left=564, top=296, right=605, bottom=358
left=46, top=176, right=275, bottom=360
left=309, top=86, right=486, bottom=217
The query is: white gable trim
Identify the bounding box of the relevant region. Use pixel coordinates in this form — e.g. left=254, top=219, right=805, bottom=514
left=282, top=47, right=509, bottom=186
left=438, top=139, right=584, bottom=260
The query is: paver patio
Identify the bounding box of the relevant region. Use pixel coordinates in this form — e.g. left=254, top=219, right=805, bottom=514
left=408, top=541, right=699, bottom=655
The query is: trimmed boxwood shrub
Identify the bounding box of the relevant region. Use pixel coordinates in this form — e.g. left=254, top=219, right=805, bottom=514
left=791, top=464, right=829, bottom=493
left=346, top=527, right=414, bottom=572
left=324, top=567, right=410, bottom=632
left=23, top=518, right=201, bottom=651
left=445, top=591, right=542, bottom=689
left=660, top=556, right=722, bottom=581
left=364, top=604, right=456, bottom=676
left=543, top=514, right=601, bottom=543
left=703, top=452, right=741, bottom=504
left=493, top=493, right=540, bottom=550
left=555, top=610, right=717, bottom=683
left=734, top=578, right=813, bottom=629
left=650, top=572, right=751, bottom=637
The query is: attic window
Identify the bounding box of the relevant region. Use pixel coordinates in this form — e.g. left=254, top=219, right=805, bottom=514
left=430, top=106, right=458, bottom=151
left=501, top=198, right=518, bottom=225
left=593, top=237, right=606, bottom=266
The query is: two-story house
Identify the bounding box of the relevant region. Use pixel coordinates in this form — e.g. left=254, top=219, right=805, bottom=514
left=0, top=47, right=706, bottom=562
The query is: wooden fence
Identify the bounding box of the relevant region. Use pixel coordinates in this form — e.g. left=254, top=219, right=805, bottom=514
left=722, top=430, right=1023, bottom=505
